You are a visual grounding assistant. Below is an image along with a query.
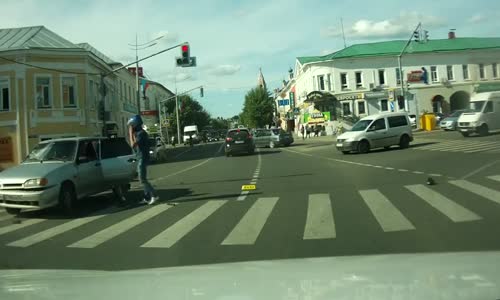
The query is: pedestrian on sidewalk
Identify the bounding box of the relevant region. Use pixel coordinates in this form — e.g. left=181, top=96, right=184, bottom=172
left=300, top=125, right=305, bottom=140
left=314, top=126, right=320, bottom=137
left=128, top=115, right=159, bottom=205
left=305, top=124, right=311, bottom=139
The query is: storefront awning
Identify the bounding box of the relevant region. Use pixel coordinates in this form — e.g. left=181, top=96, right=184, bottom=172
left=475, top=83, right=500, bottom=93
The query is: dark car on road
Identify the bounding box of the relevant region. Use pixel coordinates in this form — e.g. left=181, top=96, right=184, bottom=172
left=224, top=128, right=255, bottom=156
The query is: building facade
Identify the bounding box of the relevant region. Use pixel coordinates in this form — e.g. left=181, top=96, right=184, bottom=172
left=0, top=26, right=171, bottom=169
left=282, top=35, right=500, bottom=133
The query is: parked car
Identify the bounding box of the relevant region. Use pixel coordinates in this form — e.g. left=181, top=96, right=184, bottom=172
left=336, top=112, right=413, bottom=154
left=433, top=112, right=446, bottom=124
left=457, top=91, right=500, bottom=137
left=0, top=137, right=137, bottom=215
left=254, top=128, right=294, bottom=148
left=149, top=138, right=167, bottom=163
left=440, top=110, right=465, bottom=131
left=224, top=128, right=255, bottom=156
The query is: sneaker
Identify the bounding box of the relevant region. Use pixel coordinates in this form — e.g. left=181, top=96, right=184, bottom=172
left=148, top=196, right=159, bottom=205
left=139, top=198, right=149, bottom=205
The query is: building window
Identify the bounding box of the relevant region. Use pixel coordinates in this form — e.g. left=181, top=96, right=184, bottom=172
left=318, top=75, right=325, bottom=91
left=380, top=99, right=389, bottom=112
left=479, top=64, right=485, bottom=79
left=355, top=72, right=363, bottom=88
left=430, top=66, right=438, bottom=82
left=0, top=79, right=9, bottom=111
left=493, top=63, right=498, bottom=78
left=462, top=65, right=469, bottom=80
left=357, top=101, right=366, bottom=114
left=446, top=65, right=454, bottom=81
left=342, top=102, right=351, bottom=115
left=326, top=74, right=332, bottom=91
left=378, top=69, right=386, bottom=85
left=340, top=73, right=348, bottom=90
left=62, top=77, right=77, bottom=108
left=395, top=68, right=401, bottom=85
left=36, top=77, right=52, bottom=108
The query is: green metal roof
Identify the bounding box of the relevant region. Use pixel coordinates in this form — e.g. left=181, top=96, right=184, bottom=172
left=297, top=37, right=500, bottom=65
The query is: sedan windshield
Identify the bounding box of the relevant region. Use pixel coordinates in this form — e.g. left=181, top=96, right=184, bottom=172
left=470, top=101, right=485, bottom=112
left=351, top=120, right=373, bottom=131
left=25, top=141, right=77, bottom=162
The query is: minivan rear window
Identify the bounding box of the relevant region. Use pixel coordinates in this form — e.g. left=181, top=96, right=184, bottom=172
left=387, top=116, right=408, bottom=128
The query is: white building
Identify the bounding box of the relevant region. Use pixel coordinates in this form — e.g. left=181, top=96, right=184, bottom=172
left=283, top=33, right=500, bottom=132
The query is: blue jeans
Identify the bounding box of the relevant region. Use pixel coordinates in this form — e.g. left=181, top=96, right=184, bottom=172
left=137, top=157, right=155, bottom=200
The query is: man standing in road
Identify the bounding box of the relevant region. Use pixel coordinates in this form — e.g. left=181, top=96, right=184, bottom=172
left=128, top=115, right=159, bottom=205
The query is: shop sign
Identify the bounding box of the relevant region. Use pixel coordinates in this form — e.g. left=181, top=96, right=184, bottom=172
left=364, top=91, right=388, bottom=99
left=336, top=93, right=364, bottom=101
left=0, top=136, right=13, bottom=162
left=303, top=111, right=331, bottom=123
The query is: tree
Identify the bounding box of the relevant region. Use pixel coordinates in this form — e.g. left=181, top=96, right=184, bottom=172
left=239, top=87, right=274, bottom=128
left=162, top=94, right=211, bottom=135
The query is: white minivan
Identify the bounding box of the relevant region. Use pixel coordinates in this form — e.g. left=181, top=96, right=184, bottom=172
left=457, top=92, right=500, bottom=137
left=336, top=112, right=413, bottom=154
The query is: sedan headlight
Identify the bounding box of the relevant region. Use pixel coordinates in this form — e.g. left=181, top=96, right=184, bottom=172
left=24, top=178, right=48, bottom=188
left=149, top=150, right=154, bottom=154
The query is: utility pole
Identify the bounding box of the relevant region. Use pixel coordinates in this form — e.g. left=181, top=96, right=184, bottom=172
left=340, top=18, right=347, bottom=49
left=135, top=33, right=141, bottom=115
left=99, top=74, right=107, bottom=137
left=174, top=75, right=181, bottom=144
left=398, top=22, right=421, bottom=114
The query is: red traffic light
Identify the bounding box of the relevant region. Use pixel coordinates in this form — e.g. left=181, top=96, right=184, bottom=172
left=181, top=44, right=189, bottom=52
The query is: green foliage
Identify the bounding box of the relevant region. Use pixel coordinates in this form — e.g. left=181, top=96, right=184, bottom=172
left=239, top=87, right=274, bottom=128
left=163, top=94, right=211, bottom=133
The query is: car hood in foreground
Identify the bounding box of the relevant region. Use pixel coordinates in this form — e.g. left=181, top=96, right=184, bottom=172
left=1, top=251, right=499, bottom=300
left=0, top=162, right=69, bottom=183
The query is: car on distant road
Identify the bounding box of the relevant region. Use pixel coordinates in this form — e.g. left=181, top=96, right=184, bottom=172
left=224, top=128, right=255, bottom=156
left=149, top=138, right=167, bottom=163
left=254, top=128, right=294, bottom=148
left=0, top=137, right=137, bottom=215
left=336, top=112, right=413, bottom=154
left=440, top=110, right=465, bottom=131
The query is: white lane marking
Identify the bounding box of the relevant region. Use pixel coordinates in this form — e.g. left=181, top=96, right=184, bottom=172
left=374, top=165, right=383, bottom=168
left=237, top=191, right=250, bottom=201
left=303, top=194, right=336, bottom=239
left=488, top=175, right=500, bottom=182
left=385, top=167, right=394, bottom=170
left=250, top=181, right=257, bottom=185
left=416, top=141, right=467, bottom=150
left=460, top=160, right=499, bottom=180
left=141, top=200, right=227, bottom=248
left=154, top=158, right=213, bottom=182
left=405, top=184, right=481, bottom=222
left=0, top=219, right=45, bottom=236
left=449, top=180, right=500, bottom=204
left=398, top=169, right=409, bottom=172
left=359, top=190, right=415, bottom=232
left=222, top=197, right=278, bottom=245
left=68, top=205, right=172, bottom=248
left=429, top=173, right=443, bottom=177
left=413, top=171, right=425, bottom=174
left=7, top=214, right=107, bottom=247
left=448, top=142, right=499, bottom=152
left=464, top=144, right=500, bottom=153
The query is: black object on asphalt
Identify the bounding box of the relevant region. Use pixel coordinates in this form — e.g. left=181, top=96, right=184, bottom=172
left=426, top=177, right=436, bottom=185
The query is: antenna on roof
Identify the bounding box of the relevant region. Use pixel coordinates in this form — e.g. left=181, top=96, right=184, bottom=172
left=340, top=18, right=347, bottom=49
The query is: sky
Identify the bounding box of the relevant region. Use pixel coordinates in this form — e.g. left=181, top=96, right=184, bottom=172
left=1, top=0, right=500, bottom=118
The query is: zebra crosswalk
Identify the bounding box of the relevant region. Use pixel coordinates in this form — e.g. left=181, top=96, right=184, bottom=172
left=412, top=139, right=500, bottom=154
left=1, top=175, right=500, bottom=249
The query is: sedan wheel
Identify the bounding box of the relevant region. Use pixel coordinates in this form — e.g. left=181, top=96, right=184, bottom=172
left=357, top=140, right=370, bottom=154
left=59, top=183, right=77, bottom=215
left=399, top=135, right=410, bottom=149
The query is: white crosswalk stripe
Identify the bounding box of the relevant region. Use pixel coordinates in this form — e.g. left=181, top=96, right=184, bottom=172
left=303, top=194, right=336, bottom=239
left=222, top=197, right=278, bottom=245
left=405, top=185, right=481, bottom=222
left=413, top=139, right=500, bottom=154
left=0, top=219, right=45, bottom=236
left=360, top=190, right=415, bottom=232
left=8, top=214, right=106, bottom=247
left=141, top=200, right=227, bottom=248
left=68, top=205, right=172, bottom=248
left=449, top=180, right=500, bottom=204
left=488, top=175, right=500, bottom=182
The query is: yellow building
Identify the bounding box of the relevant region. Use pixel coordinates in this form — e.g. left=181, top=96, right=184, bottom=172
left=0, top=26, right=139, bottom=170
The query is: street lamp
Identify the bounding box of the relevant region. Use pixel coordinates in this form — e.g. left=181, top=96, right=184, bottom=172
left=128, top=34, right=166, bottom=115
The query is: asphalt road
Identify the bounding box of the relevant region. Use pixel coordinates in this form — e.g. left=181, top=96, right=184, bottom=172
left=1, top=130, right=500, bottom=271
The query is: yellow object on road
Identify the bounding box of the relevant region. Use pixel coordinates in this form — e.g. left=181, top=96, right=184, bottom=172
left=424, top=114, right=436, bottom=131
left=241, top=185, right=256, bottom=191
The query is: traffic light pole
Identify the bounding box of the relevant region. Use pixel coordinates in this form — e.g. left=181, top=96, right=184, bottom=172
left=398, top=22, right=421, bottom=114
left=100, top=74, right=106, bottom=137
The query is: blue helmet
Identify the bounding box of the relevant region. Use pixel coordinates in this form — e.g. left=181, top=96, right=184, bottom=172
left=127, top=115, right=143, bottom=128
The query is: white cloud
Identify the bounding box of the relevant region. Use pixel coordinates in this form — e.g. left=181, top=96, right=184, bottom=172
left=322, top=12, right=446, bottom=39
left=150, top=30, right=179, bottom=45
left=165, top=73, right=193, bottom=82
left=320, top=49, right=334, bottom=55
left=207, top=64, right=241, bottom=76
left=468, top=13, right=487, bottom=24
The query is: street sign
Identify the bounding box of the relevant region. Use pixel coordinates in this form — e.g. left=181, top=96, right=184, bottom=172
left=278, top=99, right=290, bottom=106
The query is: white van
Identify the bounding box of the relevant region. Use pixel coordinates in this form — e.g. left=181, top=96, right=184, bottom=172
left=457, top=92, right=500, bottom=137
left=336, top=112, right=413, bottom=154
left=183, top=125, right=199, bottom=144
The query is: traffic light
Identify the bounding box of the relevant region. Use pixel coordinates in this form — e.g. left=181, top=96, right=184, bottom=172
left=176, top=43, right=190, bottom=67
left=423, top=30, right=429, bottom=43
left=413, top=30, right=420, bottom=42
left=200, top=87, right=204, bottom=98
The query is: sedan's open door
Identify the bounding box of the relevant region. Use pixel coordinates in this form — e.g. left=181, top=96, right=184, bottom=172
left=99, top=138, right=137, bottom=185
